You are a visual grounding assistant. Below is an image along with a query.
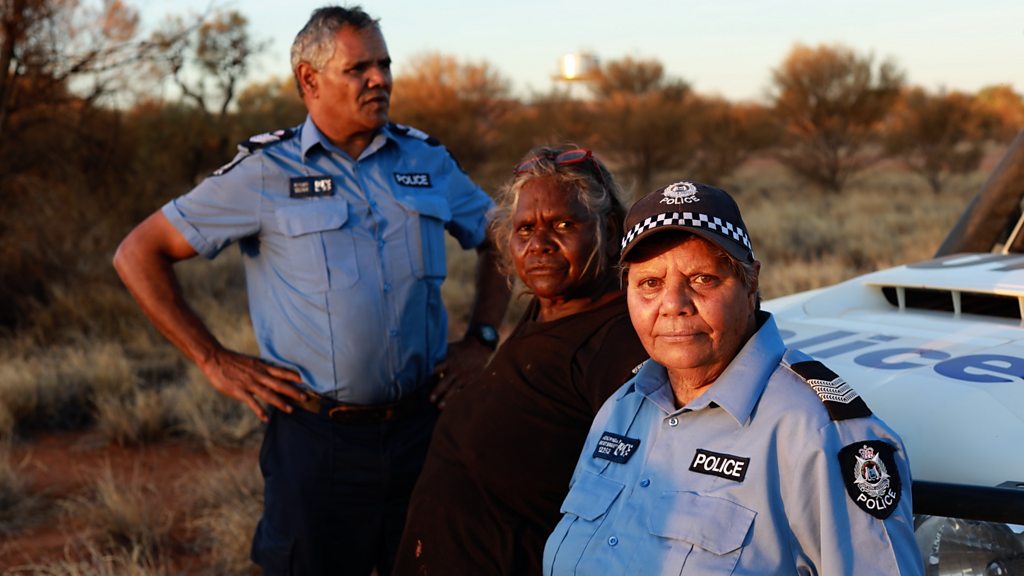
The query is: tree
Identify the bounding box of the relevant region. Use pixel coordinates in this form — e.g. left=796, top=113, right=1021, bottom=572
left=390, top=52, right=515, bottom=176
left=589, top=56, right=687, bottom=99
left=770, top=43, right=904, bottom=192
left=973, top=84, right=1024, bottom=142
left=234, top=75, right=305, bottom=137
left=885, top=87, right=984, bottom=193
left=152, top=9, right=267, bottom=120
left=687, top=97, right=779, bottom=184
left=0, top=0, right=154, bottom=137
left=587, top=56, right=695, bottom=199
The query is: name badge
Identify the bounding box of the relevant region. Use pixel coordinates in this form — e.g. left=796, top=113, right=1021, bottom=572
left=290, top=176, right=334, bottom=198
left=593, top=432, right=641, bottom=464
left=689, top=449, right=750, bottom=482
left=393, top=172, right=432, bottom=187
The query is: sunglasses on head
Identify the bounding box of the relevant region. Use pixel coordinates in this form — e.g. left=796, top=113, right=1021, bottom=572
left=513, top=149, right=615, bottom=198
left=514, top=148, right=598, bottom=173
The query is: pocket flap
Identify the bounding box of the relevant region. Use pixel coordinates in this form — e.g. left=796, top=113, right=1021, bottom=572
left=276, top=200, right=349, bottom=237
left=647, top=492, right=755, bottom=555
left=403, top=194, right=451, bottom=222
left=561, top=471, right=624, bottom=521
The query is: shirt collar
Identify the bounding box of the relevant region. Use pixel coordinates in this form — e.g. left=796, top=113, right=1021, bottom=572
left=299, top=115, right=389, bottom=161
left=622, top=311, right=786, bottom=426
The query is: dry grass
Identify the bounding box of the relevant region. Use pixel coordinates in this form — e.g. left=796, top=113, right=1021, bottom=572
left=0, top=342, right=136, bottom=439
left=0, top=444, right=43, bottom=536
left=92, top=388, right=171, bottom=447
left=4, top=543, right=174, bottom=576
left=726, top=162, right=981, bottom=299
left=60, top=463, right=174, bottom=559
left=184, top=458, right=263, bottom=575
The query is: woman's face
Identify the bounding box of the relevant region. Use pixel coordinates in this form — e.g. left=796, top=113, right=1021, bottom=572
left=626, top=235, right=758, bottom=386
left=510, top=176, right=601, bottom=302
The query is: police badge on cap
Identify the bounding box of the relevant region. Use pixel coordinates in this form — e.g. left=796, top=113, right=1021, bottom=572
left=838, top=440, right=902, bottom=519
left=619, top=181, right=754, bottom=265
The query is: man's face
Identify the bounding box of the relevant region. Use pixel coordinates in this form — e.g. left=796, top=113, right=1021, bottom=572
left=626, top=235, right=759, bottom=385
left=303, top=25, right=392, bottom=139
left=510, top=176, right=601, bottom=303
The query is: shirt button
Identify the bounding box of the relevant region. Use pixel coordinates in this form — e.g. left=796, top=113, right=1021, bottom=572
left=377, top=240, right=385, bottom=249
left=607, top=536, right=618, bottom=546
left=383, top=283, right=391, bottom=292
left=668, top=417, right=679, bottom=427
left=389, top=329, right=399, bottom=337
left=640, top=478, right=650, bottom=488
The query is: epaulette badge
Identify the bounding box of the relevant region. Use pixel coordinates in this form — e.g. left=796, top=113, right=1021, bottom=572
left=789, top=360, right=872, bottom=421
left=212, top=128, right=295, bottom=176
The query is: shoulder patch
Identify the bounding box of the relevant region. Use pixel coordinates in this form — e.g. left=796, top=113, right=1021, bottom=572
left=838, top=440, right=902, bottom=519
left=387, top=122, right=441, bottom=146
left=789, top=360, right=872, bottom=421
left=212, top=128, right=296, bottom=176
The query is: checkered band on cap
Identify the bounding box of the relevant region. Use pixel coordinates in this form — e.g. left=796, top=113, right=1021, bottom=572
left=620, top=211, right=752, bottom=253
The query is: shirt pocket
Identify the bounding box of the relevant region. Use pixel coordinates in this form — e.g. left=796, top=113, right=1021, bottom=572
left=399, top=194, right=451, bottom=280
left=642, top=491, right=755, bottom=575
left=546, top=471, right=625, bottom=573
left=275, top=199, right=359, bottom=291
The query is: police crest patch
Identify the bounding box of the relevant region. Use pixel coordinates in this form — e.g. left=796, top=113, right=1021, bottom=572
left=838, top=440, right=902, bottom=519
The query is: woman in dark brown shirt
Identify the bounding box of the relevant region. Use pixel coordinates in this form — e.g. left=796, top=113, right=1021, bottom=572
left=394, top=147, right=648, bottom=575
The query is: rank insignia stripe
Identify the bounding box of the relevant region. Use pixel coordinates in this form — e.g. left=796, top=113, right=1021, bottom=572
left=788, top=360, right=872, bottom=421
left=838, top=440, right=902, bottom=519
left=592, top=432, right=641, bottom=464
left=688, top=448, right=750, bottom=482
left=289, top=176, right=334, bottom=198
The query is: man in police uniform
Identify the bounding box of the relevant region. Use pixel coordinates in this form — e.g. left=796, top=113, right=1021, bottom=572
left=543, top=182, right=923, bottom=575
left=113, top=6, right=508, bottom=575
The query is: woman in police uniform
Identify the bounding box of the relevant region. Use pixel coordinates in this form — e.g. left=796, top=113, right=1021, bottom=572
left=543, top=182, right=923, bottom=575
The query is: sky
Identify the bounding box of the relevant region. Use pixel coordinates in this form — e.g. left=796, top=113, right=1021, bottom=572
left=145, top=0, right=1024, bottom=103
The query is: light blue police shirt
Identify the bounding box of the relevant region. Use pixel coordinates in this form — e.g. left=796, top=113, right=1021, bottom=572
left=162, top=117, right=493, bottom=403
left=544, top=313, right=924, bottom=575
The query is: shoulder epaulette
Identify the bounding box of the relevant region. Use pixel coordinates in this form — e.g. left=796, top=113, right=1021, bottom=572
left=387, top=122, right=472, bottom=174
left=631, top=360, right=648, bottom=375
left=212, top=128, right=296, bottom=176
left=387, top=122, right=442, bottom=147
left=788, top=359, right=873, bottom=421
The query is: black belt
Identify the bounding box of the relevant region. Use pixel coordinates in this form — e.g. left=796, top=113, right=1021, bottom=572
left=292, top=386, right=431, bottom=423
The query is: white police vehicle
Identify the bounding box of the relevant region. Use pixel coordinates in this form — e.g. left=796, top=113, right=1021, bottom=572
left=765, top=133, right=1024, bottom=575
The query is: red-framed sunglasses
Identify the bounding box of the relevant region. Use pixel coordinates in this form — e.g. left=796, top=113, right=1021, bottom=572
left=513, top=149, right=612, bottom=193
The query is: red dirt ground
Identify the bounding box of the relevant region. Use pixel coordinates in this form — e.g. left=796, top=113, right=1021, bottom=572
left=0, top=431, right=257, bottom=573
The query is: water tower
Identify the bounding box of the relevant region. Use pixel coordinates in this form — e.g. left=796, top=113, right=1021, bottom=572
left=554, top=51, right=599, bottom=97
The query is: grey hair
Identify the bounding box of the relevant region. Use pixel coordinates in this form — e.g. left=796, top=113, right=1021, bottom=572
left=290, top=6, right=379, bottom=96
left=490, top=146, right=626, bottom=285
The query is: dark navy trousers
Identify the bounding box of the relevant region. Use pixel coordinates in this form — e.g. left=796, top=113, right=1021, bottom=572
left=251, top=402, right=437, bottom=575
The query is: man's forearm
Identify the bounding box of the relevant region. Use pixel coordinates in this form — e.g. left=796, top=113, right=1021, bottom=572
left=468, top=238, right=511, bottom=329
